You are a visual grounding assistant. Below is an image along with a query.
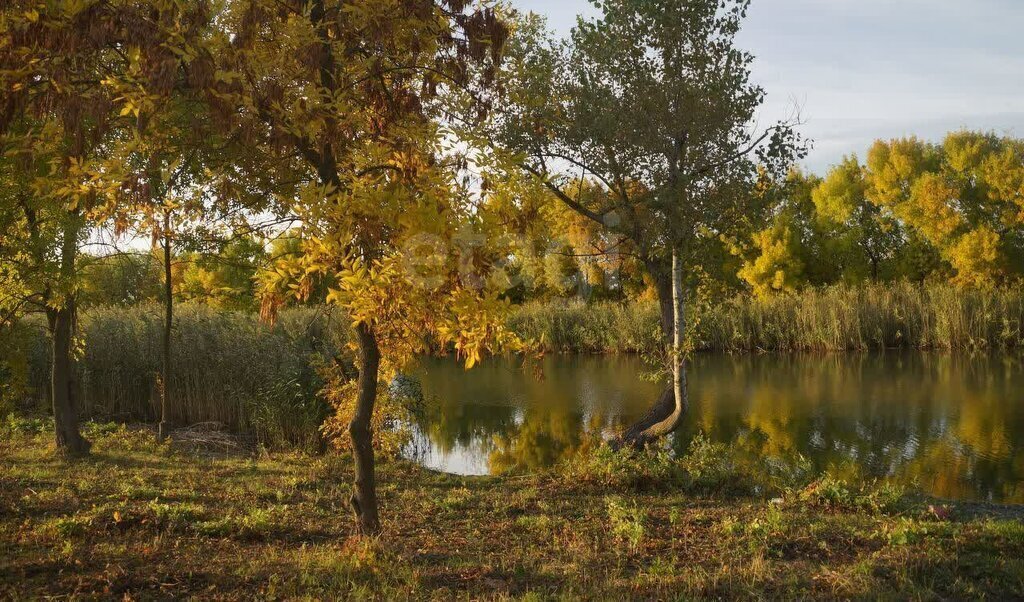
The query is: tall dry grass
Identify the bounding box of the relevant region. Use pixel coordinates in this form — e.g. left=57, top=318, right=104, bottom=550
left=22, top=305, right=348, bottom=449
left=507, top=300, right=660, bottom=353
left=511, top=282, right=1024, bottom=353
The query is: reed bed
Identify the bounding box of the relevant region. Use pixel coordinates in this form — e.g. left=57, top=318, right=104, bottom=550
left=511, top=282, right=1024, bottom=353
left=506, top=299, right=660, bottom=353
left=21, top=304, right=347, bottom=449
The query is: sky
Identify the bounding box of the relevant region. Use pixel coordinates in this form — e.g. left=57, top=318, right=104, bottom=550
left=509, top=0, right=1024, bottom=173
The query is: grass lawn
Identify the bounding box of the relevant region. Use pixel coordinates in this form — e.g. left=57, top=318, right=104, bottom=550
left=2, top=422, right=1023, bottom=600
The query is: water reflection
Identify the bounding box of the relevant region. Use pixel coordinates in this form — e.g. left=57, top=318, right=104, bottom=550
left=405, top=353, right=1024, bottom=503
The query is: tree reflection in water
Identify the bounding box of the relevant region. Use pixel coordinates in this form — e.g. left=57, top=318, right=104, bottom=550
left=407, top=353, right=1024, bottom=503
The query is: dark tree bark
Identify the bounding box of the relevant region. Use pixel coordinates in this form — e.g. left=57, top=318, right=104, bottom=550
left=48, top=221, right=90, bottom=457
left=158, top=209, right=173, bottom=441
left=647, top=258, right=674, bottom=343
left=349, top=321, right=381, bottom=535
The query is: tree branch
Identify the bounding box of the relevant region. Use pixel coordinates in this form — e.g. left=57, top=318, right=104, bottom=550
left=520, top=162, right=608, bottom=226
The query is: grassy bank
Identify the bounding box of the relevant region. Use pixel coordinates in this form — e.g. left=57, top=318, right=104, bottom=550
left=511, top=282, right=1024, bottom=353
left=2, top=422, right=1023, bottom=599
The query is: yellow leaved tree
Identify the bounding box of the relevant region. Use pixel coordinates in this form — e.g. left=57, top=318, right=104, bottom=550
left=1, top=0, right=205, bottom=455
left=866, top=132, right=1024, bottom=287
left=214, top=0, right=517, bottom=533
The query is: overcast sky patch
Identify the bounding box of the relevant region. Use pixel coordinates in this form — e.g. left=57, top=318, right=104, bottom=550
left=510, top=0, right=1024, bottom=172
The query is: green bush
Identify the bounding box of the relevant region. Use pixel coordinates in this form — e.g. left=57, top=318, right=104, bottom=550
left=559, top=445, right=685, bottom=490
left=792, top=475, right=908, bottom=514
left=2, top=414, right=53, bottom=437
left=0, top=321, right=34, bottom=418
left=677, top=433, right=753, bottom=494
left=606, top=496, right=646, bottom=552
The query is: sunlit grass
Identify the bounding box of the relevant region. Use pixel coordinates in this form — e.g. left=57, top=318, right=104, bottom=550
left=2, top=423, right=1022, bottom=599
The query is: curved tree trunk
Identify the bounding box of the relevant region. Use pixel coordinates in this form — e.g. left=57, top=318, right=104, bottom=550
left=158, top=209, right=173, bottom=441
left=616, top=250, right=688, bottom=448
left=350, top=321, right=381, bottom=535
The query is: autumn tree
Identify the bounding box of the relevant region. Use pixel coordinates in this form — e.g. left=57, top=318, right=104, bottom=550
left=866, top=132, right=1024, bottom=286
left=0, top=0, right=146, bottom=455
left=176, top=235, right=268, bottom=309
left=78, top=252, right=162, bottom=306
left=97, top=0, right=221, bottom=440
left=738, top=170, right=820, bottom=296
left=812, top=157, right=902, bottom=283
left=498, top=179, right=637, bottom=301
left=493, top=1, right=803, bottom=445
left=214, top=0, right=513, bottom=533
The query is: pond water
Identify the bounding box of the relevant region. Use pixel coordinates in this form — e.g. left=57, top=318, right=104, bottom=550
left=404, top=353, right=1024, bottom=504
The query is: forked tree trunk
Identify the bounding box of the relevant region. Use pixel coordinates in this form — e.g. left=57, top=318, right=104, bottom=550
left=617, top=249, right=688, bottom=447
left=49, top=221, right=90, bottom=457
left=158, top=210, right=173, bottom=441
left=350, top=321, right=381, bottom=535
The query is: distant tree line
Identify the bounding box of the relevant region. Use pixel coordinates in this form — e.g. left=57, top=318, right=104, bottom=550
left=70, top=129, right=1024, bottom=311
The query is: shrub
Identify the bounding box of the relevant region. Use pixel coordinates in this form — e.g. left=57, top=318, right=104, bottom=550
left=883, top=517, right=931, bottom=546
left=606, top=496, right=646, bottom=552
left=793, top=475, right=908, bottom=514
left=560, top=445, right=684, bottom=490
left=2, top=414, right=53, bottom=437
left=677, top=433, right=752, bottom=494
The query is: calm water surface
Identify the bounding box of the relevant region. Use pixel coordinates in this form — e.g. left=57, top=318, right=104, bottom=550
left=404, top=353, right=1024, bottom=503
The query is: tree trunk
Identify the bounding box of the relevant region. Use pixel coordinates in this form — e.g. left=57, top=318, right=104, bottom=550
left=616, top=250, right=688, bottom=448
left=158, top=210, right=173, bottom=441
left=669, top=248, right=687, bottom=421
left=651, top=260, right=674, bottom=343
left=50, top=220, right=90, bottom=457
left=349, top=321, right=381, bottom=535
